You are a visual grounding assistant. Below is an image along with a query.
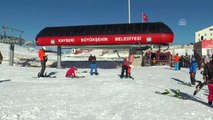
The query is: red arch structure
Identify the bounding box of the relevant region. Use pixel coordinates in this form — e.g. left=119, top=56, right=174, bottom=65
left=35, top=22, right=174, bottom=68
left=35, top=22, right=174, bottom=48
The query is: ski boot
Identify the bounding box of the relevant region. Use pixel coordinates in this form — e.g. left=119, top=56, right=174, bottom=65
left=208, top=101, right=212, bottom=105
left=37, top=72, right=41, bottom=77
left=120, top=75, right=124, bottom=78
left=162, top=89, right=170, bottom=95
left=37, top=72, right=44, bottom=77
left=125, top=75, right=129, bottom=78
left=186, top=83, right=192, bottom=86
left=174, top=89, right=181, bottom=98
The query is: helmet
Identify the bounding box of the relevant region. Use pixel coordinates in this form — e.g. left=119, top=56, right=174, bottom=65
left=73, top=66, right=78, bottom=70
left=42, top=46, right=46, bottom=50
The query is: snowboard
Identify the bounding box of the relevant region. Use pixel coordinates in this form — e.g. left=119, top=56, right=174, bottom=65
left=193, top=81, right=205, bottom=96
left=155, top=89, right=187, bottom=100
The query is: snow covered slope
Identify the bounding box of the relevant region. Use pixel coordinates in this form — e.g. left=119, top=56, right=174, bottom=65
left=0, top=64, right=212, bottom=120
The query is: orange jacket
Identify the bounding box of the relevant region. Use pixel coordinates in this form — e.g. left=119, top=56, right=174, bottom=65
left=38, top=49, right=46, bottom=61
left=174, top=55, right=180, bottom=62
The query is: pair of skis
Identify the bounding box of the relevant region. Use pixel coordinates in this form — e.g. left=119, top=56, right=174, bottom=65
left=119, top=75, right=134, bottom=80
left=155, top=89, right=187, bottom=100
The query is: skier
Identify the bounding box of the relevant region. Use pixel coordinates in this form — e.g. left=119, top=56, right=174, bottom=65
left=189, top=57, right=198, bottom=85
left=120, top=57, right=130, bottom=78
left=203, top=56, right=213, bottom=105
left=38, top=47, right=47, bottom=77
left=65, top=66, right=77, bottom=78
left=88, top=54, right=98, bottom=75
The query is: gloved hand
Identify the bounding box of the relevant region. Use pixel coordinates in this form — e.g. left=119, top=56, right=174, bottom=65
left=191, top=72, right=195, bottom=76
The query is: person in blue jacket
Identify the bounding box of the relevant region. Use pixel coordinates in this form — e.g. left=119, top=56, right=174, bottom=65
left=189, top=57, right=198, bottom=85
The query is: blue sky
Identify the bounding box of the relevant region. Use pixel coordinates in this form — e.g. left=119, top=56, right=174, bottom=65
left=0, top=0, right=212, bottom=45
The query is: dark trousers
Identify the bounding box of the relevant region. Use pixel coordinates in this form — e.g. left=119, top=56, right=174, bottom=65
left=40, top=60, right=46, bottom=76
left=190, top=73, right=196, bottom=85
left=121, top=65, right=128, bottom=77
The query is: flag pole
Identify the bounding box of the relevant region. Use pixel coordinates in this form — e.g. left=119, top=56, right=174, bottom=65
left=142, top=12, right=143, bottom=22
left=128, top=0, right=131, bottom=23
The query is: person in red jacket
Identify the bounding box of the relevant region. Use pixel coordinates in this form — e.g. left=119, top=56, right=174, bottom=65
left=120, top=57, right=130, bottom=78
left=66, top=66, right=77, bottom=78
left=38, top=47, right=47, bottom=77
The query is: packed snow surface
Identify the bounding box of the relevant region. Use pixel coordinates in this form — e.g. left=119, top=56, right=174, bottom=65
left=0, top=65, right=213, bottom=120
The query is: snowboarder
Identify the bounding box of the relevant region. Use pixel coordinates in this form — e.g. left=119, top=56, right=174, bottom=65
left=88, top=54, right=98, bottom=75
left=38, top=47, right=47, bottom=77
left=203, top=55, right=213, bottom=105
left=189, top=57, right=198, bottom=85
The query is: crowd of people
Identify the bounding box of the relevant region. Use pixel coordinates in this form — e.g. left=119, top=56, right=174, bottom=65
left=36, top=47, right=213, bottom=106
left=173, top=52, right=213, bottom=105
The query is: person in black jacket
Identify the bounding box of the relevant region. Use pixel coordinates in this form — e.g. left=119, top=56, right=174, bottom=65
left=88, top=54, right=98, bottom=75
left=203, top=55, right=213, bottom=105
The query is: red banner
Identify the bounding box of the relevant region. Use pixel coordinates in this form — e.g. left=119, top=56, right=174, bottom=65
left=202, top=40, right=213, bottom=48
left=36, top=33, right=174, bottom=46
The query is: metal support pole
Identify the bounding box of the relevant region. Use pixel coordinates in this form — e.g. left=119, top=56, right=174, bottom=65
left=128, top=0, right=131, bottom=23
left=57, top=46, right=62, bottom=69
left=9, top=44, right=14, bottom=66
